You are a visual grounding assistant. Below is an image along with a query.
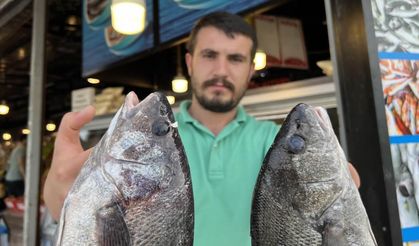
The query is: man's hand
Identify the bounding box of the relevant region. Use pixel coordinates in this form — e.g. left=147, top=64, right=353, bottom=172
left=349, top=163, right=361, bottom=188
left=43, top=105, right=95, bottom=220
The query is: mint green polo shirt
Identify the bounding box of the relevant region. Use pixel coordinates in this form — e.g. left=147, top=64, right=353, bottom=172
left=175, top=101, right=279, bottom=246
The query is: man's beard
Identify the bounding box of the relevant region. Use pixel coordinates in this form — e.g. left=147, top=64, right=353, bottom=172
left=193, top=77, right=246, bottom=113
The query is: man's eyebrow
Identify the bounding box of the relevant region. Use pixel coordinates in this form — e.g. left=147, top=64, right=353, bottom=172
left=200, top=49, right=218, bottom=54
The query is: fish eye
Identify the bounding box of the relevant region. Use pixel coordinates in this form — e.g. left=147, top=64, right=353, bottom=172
left=287, top=135, right=305, bottom=154
left=152, top=119, right=170, bottom=136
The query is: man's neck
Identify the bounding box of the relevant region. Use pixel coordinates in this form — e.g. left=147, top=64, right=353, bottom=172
left=188, top=99, right=237, bottom=136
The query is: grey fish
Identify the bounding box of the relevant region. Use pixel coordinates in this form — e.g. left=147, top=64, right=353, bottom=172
left=56, top=91, right=194, bottom=245
left=251, top=103, right=377, bottom=246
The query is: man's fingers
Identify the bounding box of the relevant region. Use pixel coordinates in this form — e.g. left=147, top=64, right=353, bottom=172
left=56, top=106, right=95, bottom=147
left=348, top=163, right=361, bottom=188
left=69, top=105, right=96, bottom=131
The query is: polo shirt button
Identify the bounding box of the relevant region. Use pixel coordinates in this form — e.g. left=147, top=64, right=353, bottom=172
left=213, top=143, right=218, bottom=148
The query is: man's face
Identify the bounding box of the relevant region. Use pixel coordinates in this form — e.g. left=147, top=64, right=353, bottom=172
left=185, top=26, right=255, bottom=112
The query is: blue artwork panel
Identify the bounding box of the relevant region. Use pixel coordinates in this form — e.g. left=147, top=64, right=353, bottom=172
left=402, top=227, right=419, bottom=243
left=159, top=0, right=270, bottom=43
left=82, top=0, right=154, bottom=77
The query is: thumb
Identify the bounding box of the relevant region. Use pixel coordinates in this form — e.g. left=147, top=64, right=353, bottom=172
left=56, top=105, right=96, bottom=148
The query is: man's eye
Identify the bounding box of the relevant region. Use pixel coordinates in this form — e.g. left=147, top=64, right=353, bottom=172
left=203, top=53, right=216, bottom=59
left=229, top=56, right=245, bottom=63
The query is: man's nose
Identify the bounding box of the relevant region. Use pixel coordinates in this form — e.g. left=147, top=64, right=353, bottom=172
left=213, top=57, right=229, bottom=77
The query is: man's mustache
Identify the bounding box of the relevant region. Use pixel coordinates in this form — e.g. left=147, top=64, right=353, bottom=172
left=202, top=77, right=235, bottom=92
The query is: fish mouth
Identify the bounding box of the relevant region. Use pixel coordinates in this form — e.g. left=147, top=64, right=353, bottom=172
left=126, top=91, right=140, bottom=110
left=288, top=104, right=333, bottom=134
left=124, top=91, right=175, bottom=123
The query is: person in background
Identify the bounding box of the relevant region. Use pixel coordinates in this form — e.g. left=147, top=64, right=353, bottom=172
left=43, top=11, right=361, bottom=245
left=5, top=135, right=26, bottom=198
left=0, top=143, right=9, bottom=211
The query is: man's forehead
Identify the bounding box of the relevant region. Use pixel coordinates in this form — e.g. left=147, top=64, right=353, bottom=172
left=194, top=26, right=252, bottom=55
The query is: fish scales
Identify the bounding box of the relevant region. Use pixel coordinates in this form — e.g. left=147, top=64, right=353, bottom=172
left=56, top=92, right=194, bottom=246
left=252, top=186, right=322, bottom=245
left=251, top=103, right=377, bottom=246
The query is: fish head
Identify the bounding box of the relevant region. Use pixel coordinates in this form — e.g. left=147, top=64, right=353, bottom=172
left=272, top=103, right=344, bottom=184
left=103, top=91, right=181, bottom=167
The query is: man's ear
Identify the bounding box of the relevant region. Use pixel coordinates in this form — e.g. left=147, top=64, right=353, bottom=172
left=250, top=61, right=255, bottom=76
left=247, top=61, right=255, bottom=85
left=185, top=53, right=192, bottom=76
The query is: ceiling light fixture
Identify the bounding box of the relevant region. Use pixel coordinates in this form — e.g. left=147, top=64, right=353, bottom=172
left=254, top=50, right=267, bottom=70
left=87, top=77, right=100, bottom=84
left=17, top=48, right=26, bottom=60
left=66, top=15, right=79, bottom=26
left=171, top=46, right=188, bottom=93
left=2, top=133, right=11, bottom=141
left=66, top=15, right=80, bottom=31
left=22, top=128, right=30, bottom=135
left=46, top=122, right=56, bottom=132
left=111, top=0, right=146, bottom=35
left=0, top=100, right=9, bottom=115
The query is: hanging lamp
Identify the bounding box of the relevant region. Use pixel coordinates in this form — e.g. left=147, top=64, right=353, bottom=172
left=22, top=128, right=30, bottom=135
left=46, top=122, right=57, bottom=132
left=111, top=0, right=146, bottom=35
left=2, top=132, right=11, bottom=141
left=0, top=100, right=9, bottom=115
left=171, top=46, right=188, bottom=93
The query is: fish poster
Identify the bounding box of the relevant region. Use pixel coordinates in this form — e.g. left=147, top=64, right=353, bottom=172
left=82, top=0, right=154, bottom=76
left=370, top=0, right=419, bottom=244
left=83, top=0, right=272, bottom=76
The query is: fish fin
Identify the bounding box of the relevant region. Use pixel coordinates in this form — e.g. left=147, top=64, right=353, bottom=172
left=321, top=220, right=346, bottom=246
left=96, top=203, right=131, bottom=246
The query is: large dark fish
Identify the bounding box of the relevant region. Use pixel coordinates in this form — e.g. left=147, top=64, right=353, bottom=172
left=56, top=92, right=194, bottom=245
left=251, top=103, right=377, bottom=246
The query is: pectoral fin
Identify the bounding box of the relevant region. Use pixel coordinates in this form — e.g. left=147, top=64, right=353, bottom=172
left=322, top=220, right=346, bottom=246
left=96, top=203, right=131, bottom=246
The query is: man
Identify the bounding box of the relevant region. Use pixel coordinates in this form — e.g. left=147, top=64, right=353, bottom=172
left=44, top=11, right=360, bottom=245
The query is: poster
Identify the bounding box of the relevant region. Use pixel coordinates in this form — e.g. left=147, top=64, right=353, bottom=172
left=254, top=15, right=308, bottom=70
left=371, top=0, right=419, bottom=244
left=82, top=0, right=154, bottom=76
left=159, top=0, right=270, bottom=44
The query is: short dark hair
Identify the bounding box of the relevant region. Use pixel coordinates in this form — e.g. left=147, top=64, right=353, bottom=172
left=186, top=11, right=258, bottom=60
